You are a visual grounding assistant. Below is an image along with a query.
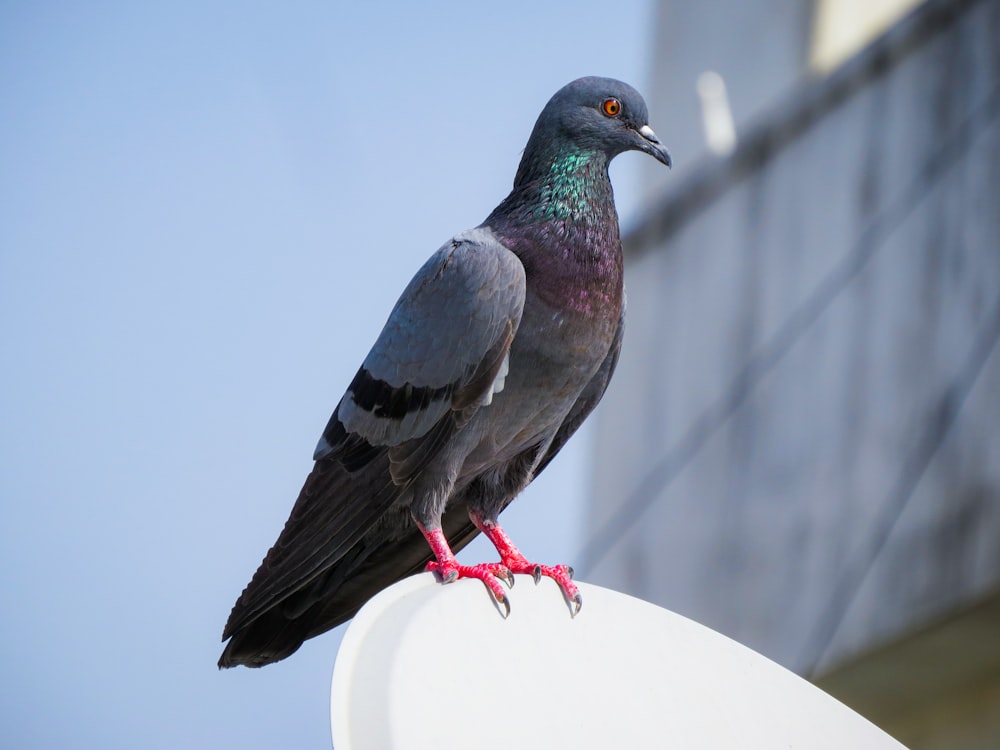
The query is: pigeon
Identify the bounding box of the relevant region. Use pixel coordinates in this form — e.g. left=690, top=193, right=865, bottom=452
left=219, top=76, right=671, bottom=668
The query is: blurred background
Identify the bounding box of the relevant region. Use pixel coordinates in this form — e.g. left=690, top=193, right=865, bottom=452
left=587, top=0, right=1000, bottom=748
left=1, top=1, right=997, bottom=748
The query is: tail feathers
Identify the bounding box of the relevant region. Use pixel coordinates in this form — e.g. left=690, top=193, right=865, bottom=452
left=220, top=454, right=400, bottom=642
left=218, top=504, right=481, bottom=669
left=218, top=607, right=312, bottom=668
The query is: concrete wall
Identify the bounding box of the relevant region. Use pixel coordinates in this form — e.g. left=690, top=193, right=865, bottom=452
left=586, top=0, right=1000, bottom=681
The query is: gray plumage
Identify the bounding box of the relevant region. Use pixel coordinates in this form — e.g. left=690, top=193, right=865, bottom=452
left=219, top=76, right=671, bottom=668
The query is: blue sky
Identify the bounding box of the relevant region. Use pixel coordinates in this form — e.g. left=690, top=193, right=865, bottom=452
left=0, top=2, right=655, bottom=747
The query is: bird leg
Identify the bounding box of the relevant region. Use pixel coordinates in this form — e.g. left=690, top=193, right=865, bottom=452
left=469, top=510, right=582, bottom=617
left=417, top=522, right=514, bottom=617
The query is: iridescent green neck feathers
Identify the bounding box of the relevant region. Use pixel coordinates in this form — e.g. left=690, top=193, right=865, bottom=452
left=490, top=147, right=613, bottom=227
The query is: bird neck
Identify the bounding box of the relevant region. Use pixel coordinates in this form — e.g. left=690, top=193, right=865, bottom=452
left=484, top=146, right=623, bottom=317
left=494, top=146, right=615, bottom=227
left=494, top=146, right=614, bottom=225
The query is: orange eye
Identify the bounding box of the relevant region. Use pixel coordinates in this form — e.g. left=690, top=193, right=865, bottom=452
left=601, top=98, right=621, bottom=117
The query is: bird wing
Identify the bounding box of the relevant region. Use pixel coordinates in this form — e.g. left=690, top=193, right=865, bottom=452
left=222, top=228, right=526, bottom=642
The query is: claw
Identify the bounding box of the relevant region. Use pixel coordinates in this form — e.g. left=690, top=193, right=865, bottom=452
left=570, top=591, right=583, bottom=618
left=500, top=569, right=515, bottom=589
left=567, top=566, right=575, bottom=580
left=532, top=565, right=542, bottom=585
left=497, top=592, right=511, bottom=619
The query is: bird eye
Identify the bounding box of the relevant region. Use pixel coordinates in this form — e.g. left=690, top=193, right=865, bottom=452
left=601, top=98, right=622, bottom=117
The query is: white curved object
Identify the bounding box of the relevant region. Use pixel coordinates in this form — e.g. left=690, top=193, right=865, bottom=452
left=331, top=573, right=906, bottom=749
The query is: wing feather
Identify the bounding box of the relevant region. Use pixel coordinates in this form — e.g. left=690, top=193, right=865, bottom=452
left=220, top=228, right=526, bottom=662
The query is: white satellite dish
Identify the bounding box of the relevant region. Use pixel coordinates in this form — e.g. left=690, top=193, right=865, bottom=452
left=332, top=573, right=906, bottom=749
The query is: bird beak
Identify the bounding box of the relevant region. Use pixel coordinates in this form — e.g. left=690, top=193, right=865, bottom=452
left=637, top=124, right=672, bottom=168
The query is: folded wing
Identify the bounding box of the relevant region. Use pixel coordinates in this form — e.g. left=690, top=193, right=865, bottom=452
left=219, top=228, right=526, bottom=665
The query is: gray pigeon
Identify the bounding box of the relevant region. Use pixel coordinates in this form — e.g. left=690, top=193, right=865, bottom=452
left=219, top=76, right=671, bottom=668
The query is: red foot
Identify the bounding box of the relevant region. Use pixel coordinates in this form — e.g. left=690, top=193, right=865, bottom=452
left=418, top=524, right=513, bottom=617
left=471, top=512, right=583, bottom=617
left=417, top=517, right=583, bottom=619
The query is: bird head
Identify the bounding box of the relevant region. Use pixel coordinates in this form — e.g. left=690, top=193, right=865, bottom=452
left=529, top=76, right=672, bottom=169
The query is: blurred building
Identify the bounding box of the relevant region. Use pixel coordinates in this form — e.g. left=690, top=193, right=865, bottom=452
left=585, top=0, right=1000, bottom=747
